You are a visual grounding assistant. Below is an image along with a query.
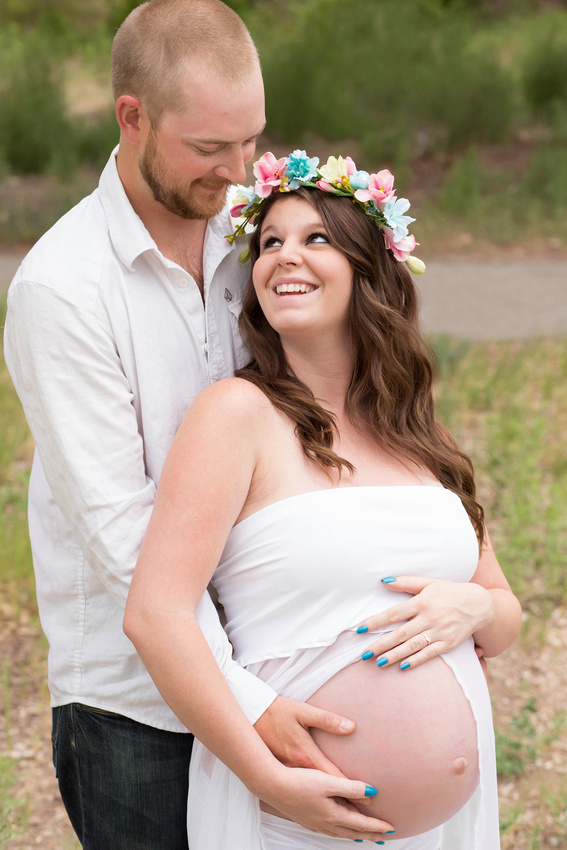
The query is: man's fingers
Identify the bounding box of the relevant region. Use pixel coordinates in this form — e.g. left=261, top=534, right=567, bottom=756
left=294, top=740, right=348, bottom=779
left=299, top=703, right=355, bottom=735
left=324, top=783, right=395, bottom=837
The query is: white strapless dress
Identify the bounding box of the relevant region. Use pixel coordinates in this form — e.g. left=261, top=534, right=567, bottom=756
left=188, top=487, right=500, bottom=849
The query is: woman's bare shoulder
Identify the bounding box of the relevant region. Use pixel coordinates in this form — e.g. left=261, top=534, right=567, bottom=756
left=182, top=377, right=274, bottom=434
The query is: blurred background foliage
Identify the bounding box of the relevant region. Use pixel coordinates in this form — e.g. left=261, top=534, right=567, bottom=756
left=0, top=0, right=567, bottom=246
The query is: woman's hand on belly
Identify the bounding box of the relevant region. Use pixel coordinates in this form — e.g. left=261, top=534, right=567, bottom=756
left=356, top=577, right=492, bottom=671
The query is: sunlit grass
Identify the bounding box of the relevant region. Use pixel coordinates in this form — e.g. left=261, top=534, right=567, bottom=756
left=432, top=336, right=567, bottom=614
left=0, top=296, right=35, bottom=619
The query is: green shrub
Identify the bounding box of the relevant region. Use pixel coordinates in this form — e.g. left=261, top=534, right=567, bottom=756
left=74, top=110, right=120, bottom=170
left=253, top=0, right=516, bottom=170
left=437, top=148, right=483, bottom=218
left=520, top=143, right=567, bottom=222
left=0, top=35, right=73, bottom=175
left=0, top=27, right=119, bottom=177
left=523, top=24, right=567, bottom=117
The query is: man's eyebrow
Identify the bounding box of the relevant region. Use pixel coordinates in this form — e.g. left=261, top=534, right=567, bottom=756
left=186, top=124, right=267, bottom=145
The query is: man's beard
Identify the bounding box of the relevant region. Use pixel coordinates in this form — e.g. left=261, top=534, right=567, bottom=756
left=139, top=130, right=229, bottom=220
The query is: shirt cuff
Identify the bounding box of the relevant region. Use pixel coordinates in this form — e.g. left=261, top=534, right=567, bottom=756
left=224, top=664, right=278, bottom=725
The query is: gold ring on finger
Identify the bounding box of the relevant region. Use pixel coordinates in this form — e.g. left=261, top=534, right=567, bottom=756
left=421, top=632, right=431, bottom=646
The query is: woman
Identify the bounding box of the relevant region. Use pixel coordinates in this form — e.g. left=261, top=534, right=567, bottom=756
left=125, top=151, right=521, bottom=849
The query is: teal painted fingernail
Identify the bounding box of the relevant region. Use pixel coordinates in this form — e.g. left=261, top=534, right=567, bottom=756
left=381, top=576, right=396, bottom=583
left=362, top=651, right=374, bottom=660
left=386, top=831, right=396, bottom=834
left=375, top=842, right=385, bottom=846
left=357, top=626, right=368, bottom=634
left=400, top=661, right=411, bottom=671
left=364, top=785, right=378, bottom=797
left=377, top=657, right=388, bottom=667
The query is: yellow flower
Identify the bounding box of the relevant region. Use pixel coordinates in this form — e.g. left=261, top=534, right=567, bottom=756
left=405, top=256, right=426, bottom=275
left=319, top=155, right=351, bottom=187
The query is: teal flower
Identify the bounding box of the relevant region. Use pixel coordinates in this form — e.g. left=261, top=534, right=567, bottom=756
left=285, top=150, right=320, bottom=189
left=383, top=197, right=416, bottom=243
left=349, top=170, right=370, bottom=191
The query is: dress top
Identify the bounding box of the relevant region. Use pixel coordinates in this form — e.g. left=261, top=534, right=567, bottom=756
left=213, top=486, right=479, bottom=667
left=192, top=485, right=499, bottom=850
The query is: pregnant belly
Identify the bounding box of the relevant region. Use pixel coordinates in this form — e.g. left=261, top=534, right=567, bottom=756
left=307, top=654, right=479, bottom=839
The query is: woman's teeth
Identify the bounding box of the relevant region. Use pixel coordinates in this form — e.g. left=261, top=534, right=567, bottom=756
left=276, top=283, right=315, bottom=294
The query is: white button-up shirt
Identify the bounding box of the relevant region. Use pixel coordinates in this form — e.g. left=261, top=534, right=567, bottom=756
left=4, top=150, right=276, bottom=732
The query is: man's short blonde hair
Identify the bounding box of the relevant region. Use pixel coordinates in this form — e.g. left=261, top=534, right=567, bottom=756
left=111, top=0, right=259, bottom=126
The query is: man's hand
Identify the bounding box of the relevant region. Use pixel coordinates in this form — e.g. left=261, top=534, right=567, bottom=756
left=258, top=766, right=394, bottom=841
left=254, top=696, right=355, bottom=778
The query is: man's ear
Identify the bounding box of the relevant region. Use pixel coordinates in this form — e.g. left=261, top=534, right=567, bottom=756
left=115, top=95, right=146, bottom=145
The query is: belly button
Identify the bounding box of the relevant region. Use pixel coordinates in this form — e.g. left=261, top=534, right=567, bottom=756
left=452, top=756, right=469, bottom=775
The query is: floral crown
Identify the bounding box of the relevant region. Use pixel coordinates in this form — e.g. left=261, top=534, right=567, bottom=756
left=226, top=150, right=425, bottom=274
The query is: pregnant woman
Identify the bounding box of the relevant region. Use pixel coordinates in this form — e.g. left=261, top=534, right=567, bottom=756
left=125, top=151, right=521, bottom=849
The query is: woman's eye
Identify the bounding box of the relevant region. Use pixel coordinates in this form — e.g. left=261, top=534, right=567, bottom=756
left=261, top=236, right=282, bottom=250
left=309, top=232, right=329, bottom=244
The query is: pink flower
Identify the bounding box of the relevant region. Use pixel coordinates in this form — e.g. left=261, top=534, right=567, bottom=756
left=316, top=179, right=336, bottom=193
left=354, top=169, right=395, bottom=209
left=382, top=228, right=416, bottom=262
left=253, top=152, right=288, bottom=198
left=230, top=202, right=249, bottom=218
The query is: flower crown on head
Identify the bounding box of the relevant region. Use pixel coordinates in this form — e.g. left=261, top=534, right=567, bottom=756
left=226, top=150, right=426, bottom=274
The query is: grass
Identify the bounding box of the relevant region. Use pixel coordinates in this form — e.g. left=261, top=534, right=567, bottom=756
left=495, top=696, right=566, bottom=779
left=432, top=336, right=567, bottom=612
left=0, top=755, right=29, bottom=845
left=0, top=297, right=35, bottom=619
left=1, top=292, right=566, bottom=843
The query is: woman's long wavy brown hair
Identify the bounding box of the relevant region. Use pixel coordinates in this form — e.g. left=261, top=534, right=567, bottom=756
left=237, top=187, right=484, bottom=547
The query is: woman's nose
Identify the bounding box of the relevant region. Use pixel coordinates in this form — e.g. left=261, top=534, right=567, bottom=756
left=277, top=241, right=303, bottom=267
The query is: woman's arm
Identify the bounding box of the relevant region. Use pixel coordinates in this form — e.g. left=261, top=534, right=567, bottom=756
left=354, top=529, right=522, bottom=670
left=124, top=378, right=393, bottom=839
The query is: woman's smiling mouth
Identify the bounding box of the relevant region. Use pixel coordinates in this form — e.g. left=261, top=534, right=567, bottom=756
left=275, top=283, right=317, bottom=295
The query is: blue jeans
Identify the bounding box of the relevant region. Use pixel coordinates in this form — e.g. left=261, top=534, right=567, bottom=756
left=51, top=703, right=194, bottom=849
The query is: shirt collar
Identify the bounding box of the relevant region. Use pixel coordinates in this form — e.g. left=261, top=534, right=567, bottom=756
left=99, top=146, right=237, bottom=277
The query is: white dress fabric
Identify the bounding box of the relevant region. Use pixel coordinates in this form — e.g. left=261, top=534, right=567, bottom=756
left=188, top=487, right=500, bottom=849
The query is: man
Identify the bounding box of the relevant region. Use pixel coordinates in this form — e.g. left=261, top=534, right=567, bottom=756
left=4, top=1, right=387, bottom=847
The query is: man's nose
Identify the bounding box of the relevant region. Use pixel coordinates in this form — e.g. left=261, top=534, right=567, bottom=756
left=214, top=149, right=247, bottom=184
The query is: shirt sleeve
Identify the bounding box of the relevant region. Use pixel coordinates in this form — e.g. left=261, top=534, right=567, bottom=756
left=4, top=278, right=277, bottom=724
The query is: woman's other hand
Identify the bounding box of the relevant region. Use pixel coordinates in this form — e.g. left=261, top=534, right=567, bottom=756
left=357, top=530, right=521, bottom=670
left=356, top=576, right=493, bottom=671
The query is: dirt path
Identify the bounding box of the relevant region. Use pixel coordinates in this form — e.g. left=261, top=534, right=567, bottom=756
left=2, top=251, right=566, bottom=340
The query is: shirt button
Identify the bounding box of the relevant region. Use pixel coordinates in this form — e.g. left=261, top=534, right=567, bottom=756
left=203, top=342, right=209, bottom=354
left=178, top=279, right=188, bottom=289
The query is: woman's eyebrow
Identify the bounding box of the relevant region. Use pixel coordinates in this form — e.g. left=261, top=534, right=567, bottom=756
left=261, top=220, right=325, bottom=237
